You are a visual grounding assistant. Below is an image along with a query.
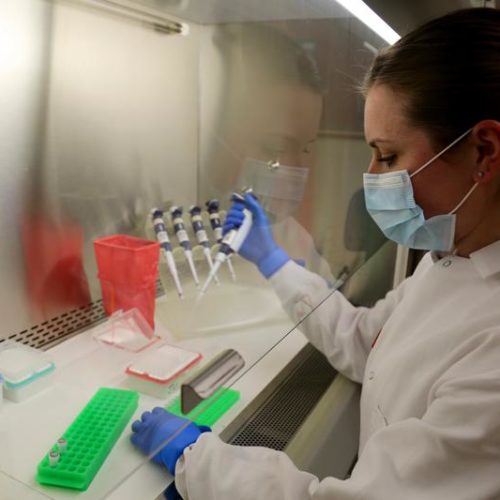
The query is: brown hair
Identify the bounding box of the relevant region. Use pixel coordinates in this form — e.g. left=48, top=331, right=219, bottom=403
left=215, top=23, right=324, bottom=94
left=363, top=8, right=500, bottom=147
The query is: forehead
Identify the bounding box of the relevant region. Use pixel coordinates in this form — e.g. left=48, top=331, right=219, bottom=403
left=364, top=84, right=413, bottom=143
left=245, top=83, right=322, bottom=143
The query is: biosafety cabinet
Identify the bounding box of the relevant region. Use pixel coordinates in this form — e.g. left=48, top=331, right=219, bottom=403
left=0, top=1, right=401, bottom=498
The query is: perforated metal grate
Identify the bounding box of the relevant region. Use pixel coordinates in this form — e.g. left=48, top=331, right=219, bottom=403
left=6, top=279, right=164, bottom=349
left=228, top=344, right=337, bottom=450
left=7, top=301, right=107, bottom=349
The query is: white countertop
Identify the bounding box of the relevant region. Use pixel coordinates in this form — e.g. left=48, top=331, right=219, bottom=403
left=0, top=276, right=308, bottom=500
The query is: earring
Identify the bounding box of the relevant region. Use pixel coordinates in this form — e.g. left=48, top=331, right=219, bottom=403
left=477, top=171, right=485, bottom=178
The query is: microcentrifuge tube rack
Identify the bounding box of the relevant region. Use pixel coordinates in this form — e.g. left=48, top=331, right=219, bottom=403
left=36, top=388, right=138, bottom=491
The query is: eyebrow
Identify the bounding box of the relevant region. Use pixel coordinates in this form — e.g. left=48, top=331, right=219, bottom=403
left=368, top=138, right=394, bottom=148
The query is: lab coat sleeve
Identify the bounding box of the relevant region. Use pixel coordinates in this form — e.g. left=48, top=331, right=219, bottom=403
left=175, top=328, right=500, bottom=500
left=268, top=259, right=423, bottom=382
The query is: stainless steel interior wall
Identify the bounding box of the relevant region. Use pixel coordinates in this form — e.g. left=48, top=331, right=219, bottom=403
left=1, top=0, right=200, bottom=340
left=0, top=0, right=53, bottom=336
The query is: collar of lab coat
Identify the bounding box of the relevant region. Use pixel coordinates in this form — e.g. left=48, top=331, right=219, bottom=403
left=431, top=239, right=500, bottom=279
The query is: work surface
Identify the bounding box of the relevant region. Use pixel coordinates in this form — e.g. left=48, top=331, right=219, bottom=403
left=0, top=283, right=308, bottom=500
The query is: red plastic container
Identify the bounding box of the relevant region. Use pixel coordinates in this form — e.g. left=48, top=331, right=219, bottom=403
left=93, top=235, right=160, bottom=328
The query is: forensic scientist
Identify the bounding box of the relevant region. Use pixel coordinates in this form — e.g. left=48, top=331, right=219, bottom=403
left=131, top=8, right=500, bottom=499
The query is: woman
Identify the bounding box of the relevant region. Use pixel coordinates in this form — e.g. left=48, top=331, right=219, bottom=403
left=131, top=8, right=500, bottom=499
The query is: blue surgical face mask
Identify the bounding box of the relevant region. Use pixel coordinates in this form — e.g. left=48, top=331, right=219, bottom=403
left=363, top=128, right=478, bottom=252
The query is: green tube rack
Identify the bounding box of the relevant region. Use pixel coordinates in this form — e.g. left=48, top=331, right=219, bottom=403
left=166, top=387, right=240, bottom=427
left=36, top=388, right=139, bottom=491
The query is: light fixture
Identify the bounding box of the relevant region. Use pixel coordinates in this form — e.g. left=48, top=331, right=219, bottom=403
left=65, top=0, right=185, bottom=34
left=470, top=0, right=496, bottom=7
left=334, top=0, right=400, bottom=45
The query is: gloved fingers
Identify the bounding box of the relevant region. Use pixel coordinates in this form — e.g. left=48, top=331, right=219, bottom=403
left=152, top=407, right=166, bottom=415
left=223, top=217, right=245, bottom=235
left=198, top=425, right=211, bottom=434
left=243, top=192, right=262, bottom=210
left=226, top=205, right=245, bottom=218
left=223, top=214, right=245, bottom=228
left=141, top=411, right=153, bottom=423
left=130, top=431, right=141, bottom=447
left=225, top=210, right=245, bottom=222
left=131, top=419, right=144, bottom=433
left=243, top=193, right=268, bottom=223
left=224, top=206, right=245, bottom=222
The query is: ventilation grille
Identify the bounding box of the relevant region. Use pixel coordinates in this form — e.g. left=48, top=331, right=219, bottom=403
left=228, top=344, right=337, bottom=451
left=7, top=301, right=107, bottom=349
left=6, top=279, right=164, bottom=349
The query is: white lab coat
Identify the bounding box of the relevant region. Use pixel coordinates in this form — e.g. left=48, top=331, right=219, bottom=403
left=271, top=216, right=335, bottom=283
left=176, top=241, right=500, bottom=500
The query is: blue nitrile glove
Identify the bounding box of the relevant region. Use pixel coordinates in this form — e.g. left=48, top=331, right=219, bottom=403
left=223, top=193, right=290, bottom=278
left=130, top=407, right=211, bottom=475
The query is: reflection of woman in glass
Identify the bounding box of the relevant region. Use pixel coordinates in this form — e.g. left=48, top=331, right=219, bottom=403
left=132, top=9, right=500, bottom=500
left=202, top=24, right=332, bottom=277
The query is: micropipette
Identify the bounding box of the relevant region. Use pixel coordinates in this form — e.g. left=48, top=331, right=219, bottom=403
left=170, top=206, right=200, bottom=287
left=200, top=191, right=253, bottom=294
left=189, top=206, right=220, bottom=284
left=151, top=208, right=184, bottom=298
left=206, top=199, right=236, bottom=280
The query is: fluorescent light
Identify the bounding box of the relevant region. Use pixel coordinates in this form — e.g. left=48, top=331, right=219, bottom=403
left=334, top=0, right=400, bottom=45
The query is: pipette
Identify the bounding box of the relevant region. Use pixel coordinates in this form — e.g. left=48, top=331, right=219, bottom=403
left=189, top=206, right=220, bottom=284
left=151, top=208, right=184, bottom=298
left=200, top=191, right=253, bottom=294
left=206, top=199, right=236, bottom=280
left=170, top=206, right=200, bottom=287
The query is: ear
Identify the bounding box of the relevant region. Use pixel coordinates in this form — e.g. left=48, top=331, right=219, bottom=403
left=471, top=120, right=500, bottom=183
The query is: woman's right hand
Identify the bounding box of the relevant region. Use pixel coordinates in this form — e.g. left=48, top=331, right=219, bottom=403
left=222, top=193, right=290, bottom=278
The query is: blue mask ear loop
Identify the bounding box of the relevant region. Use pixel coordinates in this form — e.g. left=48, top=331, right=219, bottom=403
left=409, top=128, right=473, bottom=179
left=408, top=127, right=475, bottom=256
